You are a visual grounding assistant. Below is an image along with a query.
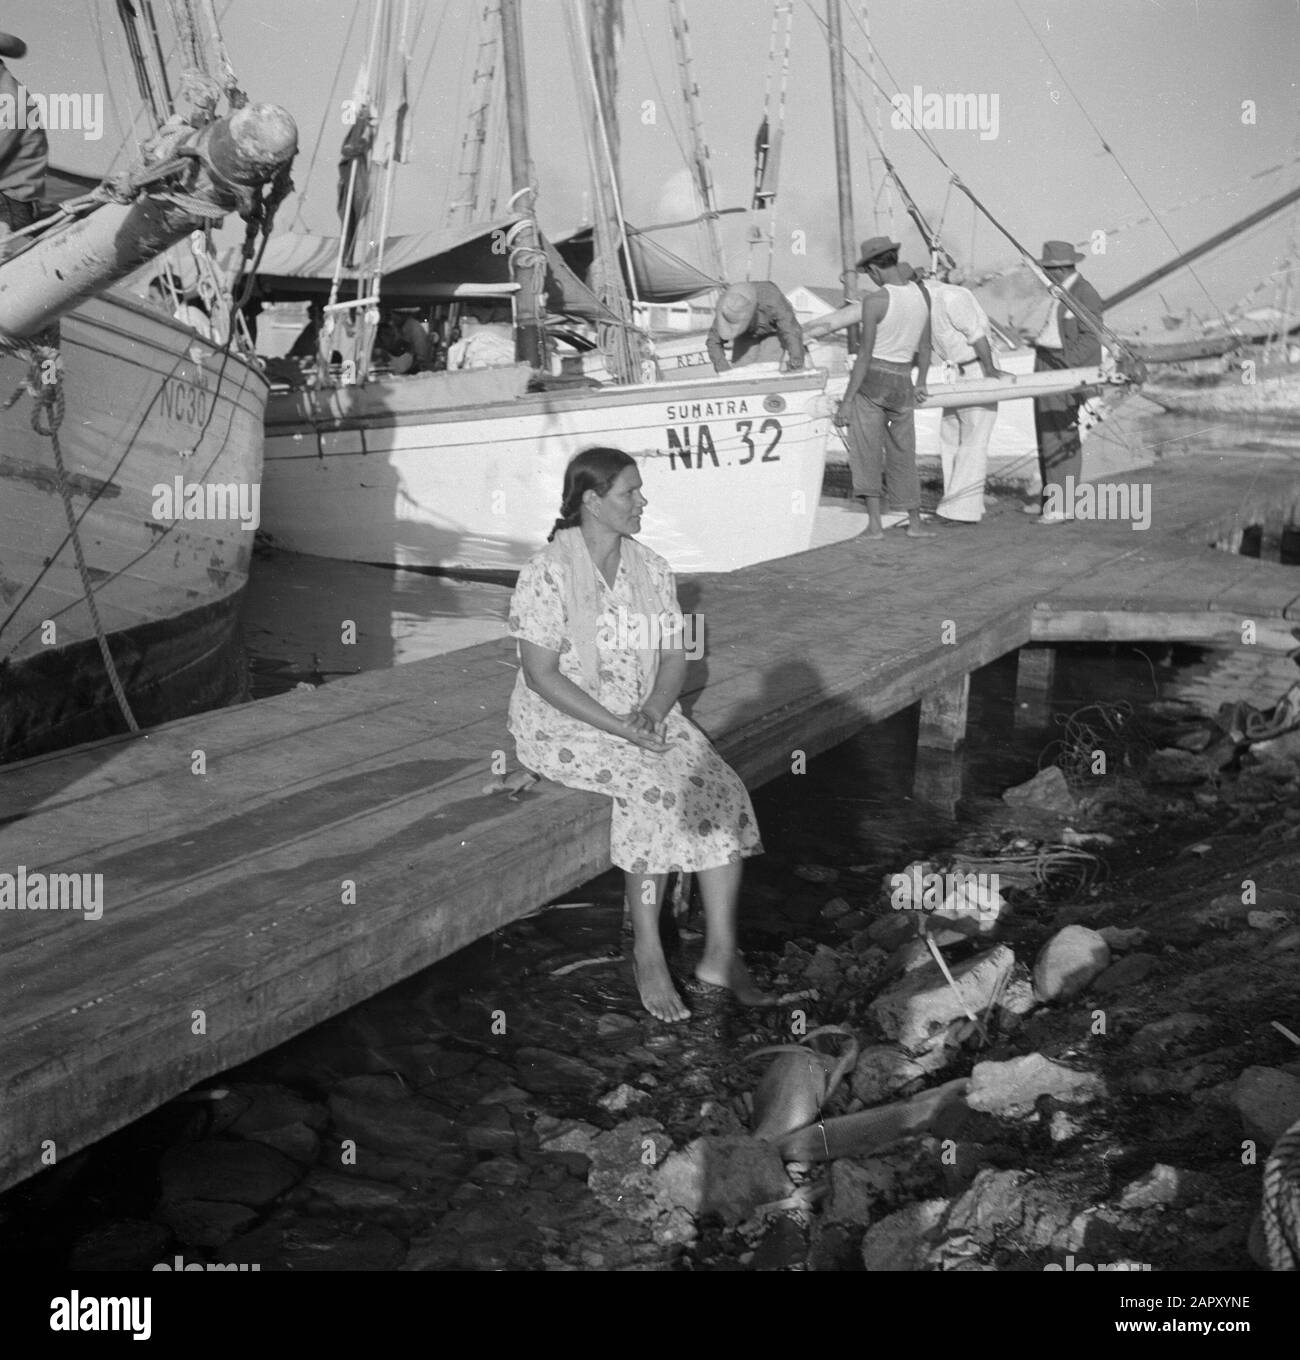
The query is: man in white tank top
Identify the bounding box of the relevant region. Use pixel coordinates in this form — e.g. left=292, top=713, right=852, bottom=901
left=833, top=237, right=935, bottom=539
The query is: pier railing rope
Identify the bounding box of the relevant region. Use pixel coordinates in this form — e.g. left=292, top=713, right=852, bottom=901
left=27, top=342, right=140, bottom=734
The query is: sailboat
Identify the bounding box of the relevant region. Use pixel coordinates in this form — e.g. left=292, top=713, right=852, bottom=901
left=253, top=0, right=838, bottom=576
left=0, top=5, right=297, bottom=762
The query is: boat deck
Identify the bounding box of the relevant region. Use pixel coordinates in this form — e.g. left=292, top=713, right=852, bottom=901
left=2, top=452, right=1299, bottom=1193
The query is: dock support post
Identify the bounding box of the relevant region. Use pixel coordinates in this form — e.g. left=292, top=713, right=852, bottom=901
left=918, top=674, right=970, bottom=751
left=913, top=745, right=963, bottom=817
left=1015, top=645, right=1055, bottom=731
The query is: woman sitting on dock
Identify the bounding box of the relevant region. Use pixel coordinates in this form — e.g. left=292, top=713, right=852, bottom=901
left=508, top=447, right=768, bottom=1022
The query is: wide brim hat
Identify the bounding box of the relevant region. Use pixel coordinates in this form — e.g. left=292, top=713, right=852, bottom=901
left=714, top=282, right=758, bottom=341
left=856, top=236, right=901, bottom=269
left=1038, top=240, right=1085, bottom=267
left=0, top=33, right=27, bottom=59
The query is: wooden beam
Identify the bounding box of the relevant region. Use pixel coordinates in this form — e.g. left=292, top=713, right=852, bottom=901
left=918, top=673, right=970, bottom=751
left=1031, top=610, right=1300, bottom=650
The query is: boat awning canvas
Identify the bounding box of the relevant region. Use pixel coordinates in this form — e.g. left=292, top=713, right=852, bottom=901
left=225, top=215, right=528, bottom=299
left=551, top=225, right=722, bottom=303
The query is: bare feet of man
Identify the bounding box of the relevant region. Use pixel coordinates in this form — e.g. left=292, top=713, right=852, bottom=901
left=633, top=946, right=691, bottom=1022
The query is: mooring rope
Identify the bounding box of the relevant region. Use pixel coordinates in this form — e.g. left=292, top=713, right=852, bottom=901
left=28, top=345, right=140, bottom=734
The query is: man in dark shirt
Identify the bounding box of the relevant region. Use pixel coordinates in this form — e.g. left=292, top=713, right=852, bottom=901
left=705, top=280, right=805, bottom=373
left=0, top=32, right=46, bottom=234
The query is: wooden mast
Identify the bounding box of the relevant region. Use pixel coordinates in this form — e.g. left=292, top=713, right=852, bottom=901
left=499, top=0, right=546, bottom=367
left=1104, top=181, right=1300, bottom=311
left=826, top=0, right=858, bottom=348
left=668, top=0, right=725, bottom=281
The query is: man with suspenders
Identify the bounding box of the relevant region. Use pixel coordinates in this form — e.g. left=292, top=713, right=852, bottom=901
left=833, top=237, right=936, bottom=540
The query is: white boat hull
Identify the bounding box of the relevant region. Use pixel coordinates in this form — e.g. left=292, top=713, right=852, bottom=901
left=0, top=291, right=267, bottom=760
left=262, top=368, right=832, bottom=573
left=1143, top=358, right=1300, bottom=420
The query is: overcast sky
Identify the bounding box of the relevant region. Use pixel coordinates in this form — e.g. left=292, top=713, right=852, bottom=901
left=10, top=0, right=1300, bottom=331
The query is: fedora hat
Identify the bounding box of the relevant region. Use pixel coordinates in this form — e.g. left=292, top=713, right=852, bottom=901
left=0, top=33, right=27, bottom=59
left=1038, top=240, right=1085, bottom=267
left=714, top=282, right=758, bottom=341
left=856, top=236, right=900, bottom=269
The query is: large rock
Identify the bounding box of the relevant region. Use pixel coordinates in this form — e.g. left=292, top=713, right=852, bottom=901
left=654, top=1136, right=790, bottom=1227
left=1145, top=748, right=1214, bottom=784
left=966, top=1053, right=1105, bottom=1119
left=1233, top=1066, right=1300, bottom=1144
left=327, top=1093, right=459, bottom=1161
left=860, top=1199, right=949, bottom=1271
left=224, top=1083, right=328, bottom=1135
left=513, top=1046, right=605, bottom=1096
left=851, top=1045, right=928, bottom=1106
left=156, top=1199, right=257, bottom=1248
left=158, top=1139, right=301, bottom=1207
left=588, top=1117, right=670, bottom=1222
left=1032, top=925, right=1110, bottom=1002
left=868, top=945, right=1015, bottom=1056
left=1002, top=767, right=1077, bottom=817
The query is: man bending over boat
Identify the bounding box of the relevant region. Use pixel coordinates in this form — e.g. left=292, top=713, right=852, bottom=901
left=507, top=447, right=770, bottom=1023
left=706, top=280, right=806, bottom=373
left=834, top=237, right=934, bottom=539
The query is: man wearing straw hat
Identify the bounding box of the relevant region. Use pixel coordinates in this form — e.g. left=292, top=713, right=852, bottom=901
left=1023, top=239, right=1104, bottom=524
left=705, top=279, right=806, bottom=373
left=0, top=31, right=46, bottom=235
left=833, top=236, right=934, bottom=539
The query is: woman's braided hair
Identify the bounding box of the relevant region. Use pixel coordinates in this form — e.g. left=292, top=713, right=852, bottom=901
left=547, top=446, right=637, bottom=541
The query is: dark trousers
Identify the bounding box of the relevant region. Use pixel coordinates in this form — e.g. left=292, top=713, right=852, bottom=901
left=1032, top=346, right=1083, bottom=495
left=0, top=195, right=39, bottom=231
left=843, top=363, right=921, bottom=510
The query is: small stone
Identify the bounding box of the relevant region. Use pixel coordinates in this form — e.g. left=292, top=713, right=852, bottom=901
left=245, top=1121, right=320, bottom=1165
left=1118, top=1164, right=1185, bottom=1210
left=470, top=1157, right=531, bottom=1188
left=598, top=1083, right=649, bottom=1113
left=1145, top=748, right=1214, bottom=785
left=821, top=896, right=852, bottom=920
left=224, top=1083, right=329, bottom=1135
left=1097, top=926, right=1149, bottom=953
left=1091, top=952, right=1157, bottom=994
left=1049, top=1109, right=1085, bottom=1144
left=1184, top=842, right=1212, bottom=856
left=860, top=1199, right=949, bottom=1271
left=966, top=1053, right=1105, bottom=1118
left=596, top=1013, right=638, bottom=1035
left=1233, top=1066, right=1300, bottom=1144
left=1003, top=766, right=1078, bottom=817
left=1248, top=910, right=1291, bottom=931
left=535, top=1117, right=601, bottom=1157
left=1032, top=925, right=1110, bottom=1002
left=1128, top=1011, right=1214, bottom=1058
left=1269, top=926, right=1300, bottom=952
left=794, top=864, right=838, bottom=883
left=327, top=1094, right=458, bottom=1161
left=301, top=1168, right=411, bottom=1214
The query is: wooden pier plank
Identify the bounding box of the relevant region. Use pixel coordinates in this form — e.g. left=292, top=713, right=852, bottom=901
left=2, top=452, right=1299, bottom=1193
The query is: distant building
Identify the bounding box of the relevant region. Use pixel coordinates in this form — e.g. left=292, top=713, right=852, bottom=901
left=632, top=297, right=716, bottom=333
left=788, top=284, right=855, bottom=325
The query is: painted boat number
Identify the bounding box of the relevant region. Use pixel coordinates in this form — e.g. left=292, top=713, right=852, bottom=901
left=665, top=418, right=782, bottom=470
left=159, top=376, right=209, bottom=426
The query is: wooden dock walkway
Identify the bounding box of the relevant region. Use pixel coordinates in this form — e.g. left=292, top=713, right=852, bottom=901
left=2, top=452, right=1299, bottom=1193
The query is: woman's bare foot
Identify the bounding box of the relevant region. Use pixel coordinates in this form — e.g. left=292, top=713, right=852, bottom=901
left=694, top=953, right=773, bottom=1007
left=633, top=947, right=690, bottom=1022
left=862, top=527, right=885, bottom=540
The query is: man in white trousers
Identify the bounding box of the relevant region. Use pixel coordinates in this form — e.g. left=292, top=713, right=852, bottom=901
left=926, top=268, right=1010, bottom=523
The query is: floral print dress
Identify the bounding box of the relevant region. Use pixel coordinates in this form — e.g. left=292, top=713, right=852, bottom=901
left=507, top=543, right=763, bottom=875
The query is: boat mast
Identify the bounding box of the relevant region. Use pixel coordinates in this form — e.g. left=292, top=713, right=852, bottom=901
left=826, top=0, right=858, bottom=347
left=1103, top=181, right=1300, bottom=311
left=499, top=0, right=546, bottom=367
left=448, top=4, right=500, bottom=227
left=668, top=0, right=725, bottom=281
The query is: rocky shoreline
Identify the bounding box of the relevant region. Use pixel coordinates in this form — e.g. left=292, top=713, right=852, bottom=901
left=3, top=672, right=1299, bottom=1272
